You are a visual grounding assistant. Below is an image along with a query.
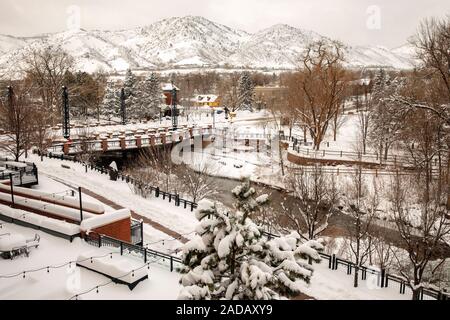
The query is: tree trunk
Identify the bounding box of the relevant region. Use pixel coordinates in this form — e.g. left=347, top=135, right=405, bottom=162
left=412, top=288, right=421, bottom=301
left=447, top=149, right=450, bottom=210
left=354, top=266, right=359, bottom=288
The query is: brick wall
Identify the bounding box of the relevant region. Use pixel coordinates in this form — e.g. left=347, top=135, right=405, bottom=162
left=92, top=218, right=131, bottom=243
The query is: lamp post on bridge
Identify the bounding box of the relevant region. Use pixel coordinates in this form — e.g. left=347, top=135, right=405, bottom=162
left=62, top=86, right=70, bottom=140
left=171, top=82, right=178, bottom=131
left=120, top=88, right=126, bottom=125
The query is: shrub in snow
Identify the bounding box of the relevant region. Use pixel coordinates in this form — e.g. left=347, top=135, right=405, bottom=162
left=179, top=178, right=323, bottom=300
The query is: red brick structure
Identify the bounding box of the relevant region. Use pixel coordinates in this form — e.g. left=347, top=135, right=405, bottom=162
left=90, top=218, right=131, bottom=243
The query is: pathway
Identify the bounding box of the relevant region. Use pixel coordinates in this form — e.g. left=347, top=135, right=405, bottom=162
left=41, top=173, right=189, bottom=244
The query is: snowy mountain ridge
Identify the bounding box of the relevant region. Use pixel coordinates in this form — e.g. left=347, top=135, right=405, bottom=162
left=0, top=15, right=416, bottom=75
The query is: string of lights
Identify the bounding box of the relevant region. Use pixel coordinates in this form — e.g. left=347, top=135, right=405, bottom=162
left=0, top=251, right=120, bottom=279
left=68, top=256, right=166, bottom=300
left=144, top=230, right=196, bottom=247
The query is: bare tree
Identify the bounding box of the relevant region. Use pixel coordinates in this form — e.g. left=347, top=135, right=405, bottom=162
left=177, top=162, right=218, bottom=203
left=0, top=83, right=33, bottom=161
left=390, top=173, right=450, bottom=300
left=356, top=83, right=374, bottom=155
left=129, top=146, right=182, bottom=194
left=289, top=40, right=348, bottom=150
left=283, top=166, right=338, bottom=240
left=369, top=220, right=397, bottom=271
left=390, top=17, right=450, bottom=208
left=266, top=96, right=286, bottom=176
left=344, top=166, right=377, bottom=287
left=30, top=103, right=53, bottom=161
left=22, top=45, right=74, bottom=123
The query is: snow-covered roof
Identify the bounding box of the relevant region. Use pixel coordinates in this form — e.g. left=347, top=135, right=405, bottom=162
left=194, top=95, right=219, bottom=103
left=80, top=209, right=131, bottom=232
left=162, top=83, right=180, bottom=91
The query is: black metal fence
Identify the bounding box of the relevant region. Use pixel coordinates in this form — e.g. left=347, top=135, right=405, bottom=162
left=262, top=231, right=448, bottom=301
left=84, top=232, right=182, bottom=272
left=0, top=157, right=39, bottom=187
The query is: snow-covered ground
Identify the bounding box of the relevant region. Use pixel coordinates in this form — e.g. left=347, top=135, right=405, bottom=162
left=0, top=223, right=181, bottom=300
left=0, top=222, right=412, bottom=300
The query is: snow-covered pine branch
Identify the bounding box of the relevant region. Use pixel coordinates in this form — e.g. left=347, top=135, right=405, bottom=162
left=179, top=179, right=323, bottom=300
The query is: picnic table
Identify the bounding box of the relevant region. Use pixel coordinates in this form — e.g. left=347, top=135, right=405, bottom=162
left=0, top=233, right=40, bottom=260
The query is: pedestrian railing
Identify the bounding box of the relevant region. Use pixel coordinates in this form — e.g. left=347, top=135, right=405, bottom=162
left=84, top=232, right=182, bottom=272
left=262, top=231, right=449, bottom=301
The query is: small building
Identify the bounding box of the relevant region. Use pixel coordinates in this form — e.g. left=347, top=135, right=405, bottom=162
left=162, top=83, right=180, bottom=106
left=194, top=94, right=221, bottom=108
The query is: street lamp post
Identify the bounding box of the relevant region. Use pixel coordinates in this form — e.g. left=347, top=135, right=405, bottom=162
left=120, top=88, right=126, bottom=125
left=171, top=84, right=178, bottom=131
left=62, top=86, right=70, bottom=140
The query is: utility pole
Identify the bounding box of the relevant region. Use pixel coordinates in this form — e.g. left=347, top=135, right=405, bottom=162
left=7, top=85, right=13, bottom=109
left=79, top=187, right=83, bottom=222
left=120, top=88, right=126, bottom=125
left=224, top=106, right=229, bottom=120
left=62, top=86, right=70, bottom=139
left=171, top=82, right=178, bottom=131
left=9, top=173, right=14, bottom=206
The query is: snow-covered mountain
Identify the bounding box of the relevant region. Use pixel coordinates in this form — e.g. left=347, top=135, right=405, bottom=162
left=0, top=16, right=415, bottom=76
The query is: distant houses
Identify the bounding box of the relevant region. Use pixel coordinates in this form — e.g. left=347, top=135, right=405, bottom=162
left=193, top=95, right=221, bottom=108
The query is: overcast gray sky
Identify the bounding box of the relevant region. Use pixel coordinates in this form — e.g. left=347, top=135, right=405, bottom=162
left=1, top=0, right=449, bottom=48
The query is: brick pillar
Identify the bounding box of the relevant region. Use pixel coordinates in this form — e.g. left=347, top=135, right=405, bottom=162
left=150, top=135, right=156, bottom=146
left=119, top=136, right=126, bottom=150
left=135, top=135, right=142, bottom=148
left=63, top=142, right=71, bottom=155
left=101, top=138, right=108, bottom=152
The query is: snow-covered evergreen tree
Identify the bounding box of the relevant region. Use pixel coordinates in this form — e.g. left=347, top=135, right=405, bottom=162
left=368, top=69, right=406, bottom=161
left=100, top=81, right=119, bottom=121
left=138, top=72, right=163, bottom=120
left=123, top=69, right=141, bottom=120
left=179, top=178, right=323, bottom=300
left=237, top=72, right=255, bottom=111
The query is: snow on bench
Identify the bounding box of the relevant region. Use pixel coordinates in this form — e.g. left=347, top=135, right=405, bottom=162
left=0, top=183, right=105, bottom=214
left=0, top=204, right=80, bottom=236
left=0, top=192, right=95, bottom=223
left=80, top=209, right=130, bottom=233
left=2, top=161, right=28, bottom=168
left=0, top=231, right=40, bottom=259
left=0, top=234, right=26, bottom=252
left=76, top=250, right=148, bottom=289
